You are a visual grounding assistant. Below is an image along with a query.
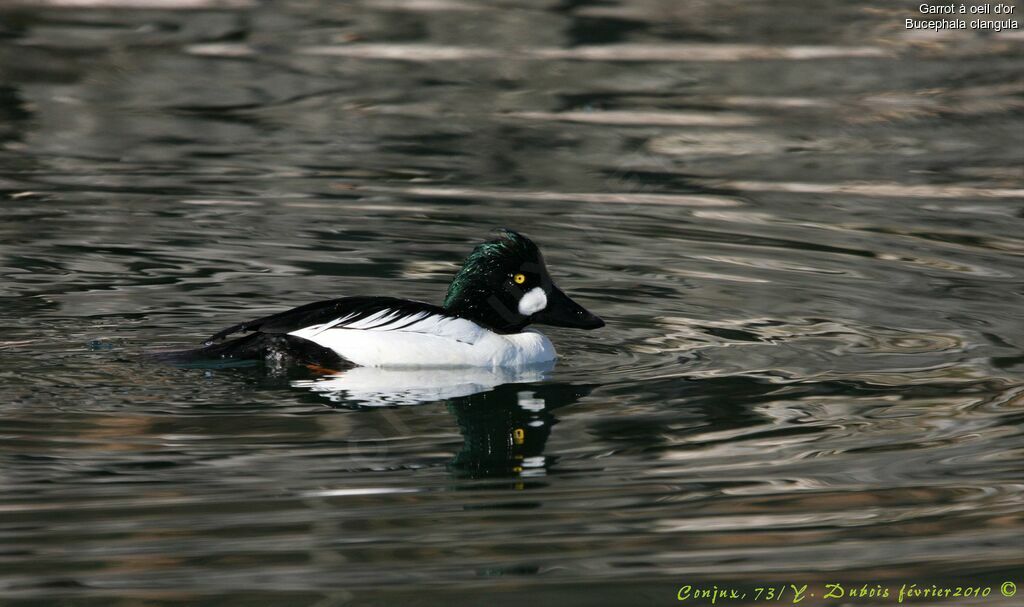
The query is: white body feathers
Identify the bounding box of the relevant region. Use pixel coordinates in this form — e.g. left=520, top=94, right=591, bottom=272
left=287, top=308, right=556, bottom=367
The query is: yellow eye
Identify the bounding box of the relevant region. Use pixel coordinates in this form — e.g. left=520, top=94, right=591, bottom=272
left=513, top=273, right=526, bottom=285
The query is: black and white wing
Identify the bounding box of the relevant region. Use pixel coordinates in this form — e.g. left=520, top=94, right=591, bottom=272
left=206, top=296, right=483, bottom=345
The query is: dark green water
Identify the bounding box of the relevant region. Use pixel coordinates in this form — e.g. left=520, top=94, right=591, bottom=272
left=1, top=1, right=1023, bottom=605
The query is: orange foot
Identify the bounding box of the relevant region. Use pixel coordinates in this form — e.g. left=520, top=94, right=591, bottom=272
left=305, top=363, right=345, bottom=375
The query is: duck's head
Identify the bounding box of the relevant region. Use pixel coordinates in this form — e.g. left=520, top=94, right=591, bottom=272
left=443, top=229, right=605, bottom=334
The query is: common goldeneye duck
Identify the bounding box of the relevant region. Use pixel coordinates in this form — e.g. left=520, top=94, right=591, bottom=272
left=174, top=230, right=603, bottom=368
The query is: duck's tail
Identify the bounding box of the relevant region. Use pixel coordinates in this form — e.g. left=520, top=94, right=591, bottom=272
left=148, top=333, right=350, bottom=369
left=147, top=333, right=269, bottom=366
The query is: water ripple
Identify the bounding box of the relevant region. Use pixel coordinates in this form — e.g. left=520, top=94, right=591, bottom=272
left=1, top=0, right=1022, bottom=601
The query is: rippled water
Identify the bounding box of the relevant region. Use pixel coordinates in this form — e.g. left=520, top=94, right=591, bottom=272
left=2, top=1, right=1023, bottom=604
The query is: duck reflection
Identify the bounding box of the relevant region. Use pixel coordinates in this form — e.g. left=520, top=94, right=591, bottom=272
left=291, top=364, right=592, bottom=478
left=447, top=381, right=592, bottom=478
left=291, top=363, right=555, bottom=407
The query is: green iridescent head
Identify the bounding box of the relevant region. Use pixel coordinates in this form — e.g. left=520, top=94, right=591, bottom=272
left=442, top=229, right=604, bottom=334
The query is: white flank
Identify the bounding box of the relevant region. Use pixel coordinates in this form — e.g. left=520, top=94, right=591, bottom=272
left=287, top=309, right=557, bottom=367
left=518, top=287, right=547, bottom=316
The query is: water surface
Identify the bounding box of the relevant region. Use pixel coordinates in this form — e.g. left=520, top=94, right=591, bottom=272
left=1, top=1, right=1023, bottom=605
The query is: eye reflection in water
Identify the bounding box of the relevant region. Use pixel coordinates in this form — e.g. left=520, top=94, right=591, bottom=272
left=291, top=363, right=593, bottom=479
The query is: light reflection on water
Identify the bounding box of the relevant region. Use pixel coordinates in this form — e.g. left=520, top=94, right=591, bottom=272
left=1, top=0, right=1023, bottom=604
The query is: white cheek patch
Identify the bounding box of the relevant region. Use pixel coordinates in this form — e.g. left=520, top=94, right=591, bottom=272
left=518, top=286, right=547, bottom=316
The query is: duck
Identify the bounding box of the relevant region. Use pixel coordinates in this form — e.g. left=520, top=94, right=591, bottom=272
left=168, top=229, right=603, bottom=369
